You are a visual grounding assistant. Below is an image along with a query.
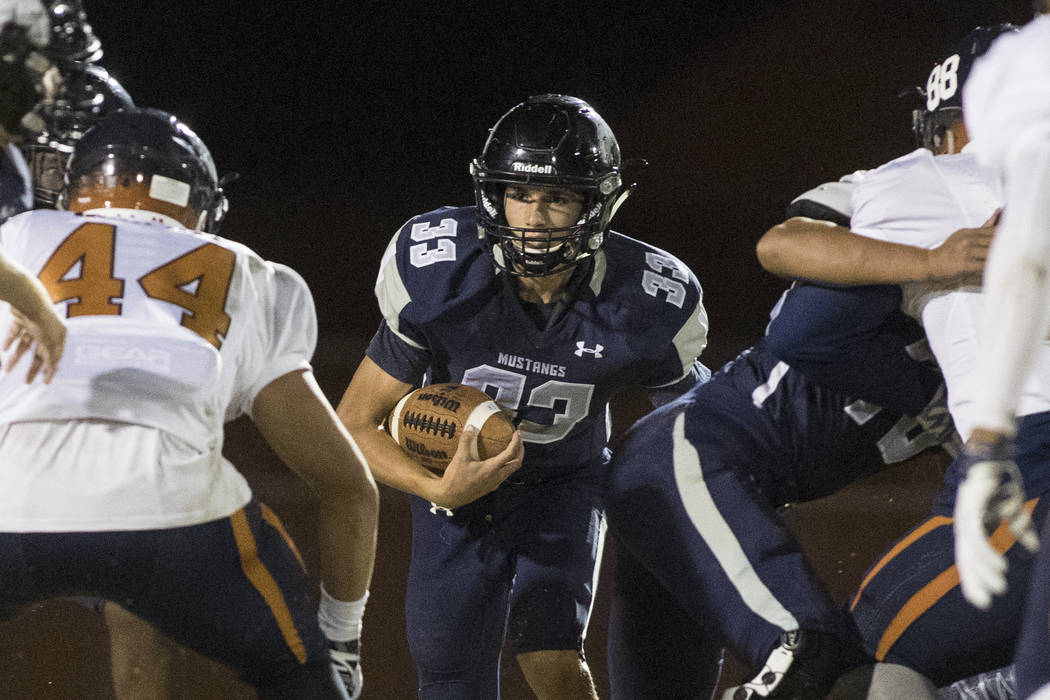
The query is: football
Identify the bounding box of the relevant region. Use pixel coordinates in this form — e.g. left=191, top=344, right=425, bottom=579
left=386, top=383, right=514, bottom=472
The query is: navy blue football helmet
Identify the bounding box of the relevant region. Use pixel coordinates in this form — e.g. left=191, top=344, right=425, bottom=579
left=471, top=94, right=634, bottom=277
left=912, top=24, right=1017, bottom=151
left=62, top=108, right=227, bottom=232
left=22, top=63, right=132, bottom=207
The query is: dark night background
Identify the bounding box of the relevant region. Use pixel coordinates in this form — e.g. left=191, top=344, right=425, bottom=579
left=80, top=0, right=1039, bottom=365
left=0, top=2, right=1040, bottom=698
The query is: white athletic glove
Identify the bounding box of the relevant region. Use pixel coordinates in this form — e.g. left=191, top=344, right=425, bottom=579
left=953, top=441, right=1039, bottom=610
left=327, top=637, right=362, bottom=700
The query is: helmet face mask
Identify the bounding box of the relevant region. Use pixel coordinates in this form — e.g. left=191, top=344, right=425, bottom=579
left=471, top=94, right=629, bottom=277
left=22, top=64, right=134, bottom=208
left=60, top=108, right=227, bottom=232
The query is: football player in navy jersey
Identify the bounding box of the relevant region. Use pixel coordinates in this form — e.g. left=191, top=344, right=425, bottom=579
left=603, top=166, right=991, bottom=698
left=752, top=24, right=1050, bottom=699
left=337, top=94, right=710, bottom=699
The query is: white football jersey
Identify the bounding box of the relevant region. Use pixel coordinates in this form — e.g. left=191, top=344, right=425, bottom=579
left=964, top=15, right=1050, bottom=173
left=0, top=209, right=316, bottom=531
left=851, top=148, right=1050, bottom=439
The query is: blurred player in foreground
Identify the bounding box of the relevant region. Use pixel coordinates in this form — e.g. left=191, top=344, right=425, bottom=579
left=337, top=94, right=709, bottom=698
left=952, top=4, right=1050, bottom=697
left=0, top=2, right=209, bottom=695
left=757, top=23, right=1050, bottom=698
left=0, top=108, right=379, bottom=699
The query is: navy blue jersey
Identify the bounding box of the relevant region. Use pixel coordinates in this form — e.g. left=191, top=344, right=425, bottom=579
left=368, top=205, right=708, bottom=481
left=766, top=281, right=942, bottom=416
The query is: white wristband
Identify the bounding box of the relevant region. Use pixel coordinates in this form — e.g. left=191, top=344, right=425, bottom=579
left=318, top=585, right=368, bottom=642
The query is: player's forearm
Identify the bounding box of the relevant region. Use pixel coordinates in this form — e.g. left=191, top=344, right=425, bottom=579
left=316, top=483, right=378, bottom=601
left=278, top=428, right=379, bottom=601
left=0, top=252, right=54, bottom=321
left=757, top=217, right=933, bottom=284
left=344, top=423, right=443, bottom=502
left=252, top=370, right=380, bottom=600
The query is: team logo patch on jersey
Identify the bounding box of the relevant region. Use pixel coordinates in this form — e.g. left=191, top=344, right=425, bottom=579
left=574, top=341, right=604, bottom=358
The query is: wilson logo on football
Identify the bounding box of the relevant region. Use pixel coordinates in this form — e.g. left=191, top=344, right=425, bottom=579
left=404, top=437, right=450, bottom=462
left=413, top=392, right=462, bottom=413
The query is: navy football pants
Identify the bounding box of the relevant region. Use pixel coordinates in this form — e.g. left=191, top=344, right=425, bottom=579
left=851, top=412, right=1050, bottom=689
left=0, top=499, right=342, bottom=699
left=405, top=465, right=605, bottom=699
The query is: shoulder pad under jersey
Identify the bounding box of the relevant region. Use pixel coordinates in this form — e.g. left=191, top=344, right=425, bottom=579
left=375, top=205, right=495, bottom=329
left=785, top=170, right=866, bottom=225
left=597, top=232, right=709, bottom=374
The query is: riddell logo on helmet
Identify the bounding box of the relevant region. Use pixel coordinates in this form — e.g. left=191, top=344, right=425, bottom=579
left=512, top=162, right=554, bottom=174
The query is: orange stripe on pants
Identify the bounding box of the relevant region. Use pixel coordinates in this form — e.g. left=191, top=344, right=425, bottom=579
left=230, top=508, right=308, bottom=664
left=856, top=499, right=1037, bottom=661
left=850, top=516, right=952, bottom=612
left=260, top=502, right=307, bottom=573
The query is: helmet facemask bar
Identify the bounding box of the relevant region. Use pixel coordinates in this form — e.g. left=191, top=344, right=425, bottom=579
left=912, top=105, right=962, bottom=152
left=473, top=166, right=622, bottom=277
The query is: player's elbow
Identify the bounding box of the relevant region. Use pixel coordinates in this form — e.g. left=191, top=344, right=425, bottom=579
left=756, top=223, right=793, bottom=276
left=343, top=464, right=379, bottom=521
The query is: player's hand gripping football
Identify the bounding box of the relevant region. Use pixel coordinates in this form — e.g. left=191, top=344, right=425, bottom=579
left=3, top=305, right=66, bottom=383
left=953, top=434, right=1039, bottom=609
left=926, top=209, right=997, bottom=285
left=432, top=425, right=524, bottom=509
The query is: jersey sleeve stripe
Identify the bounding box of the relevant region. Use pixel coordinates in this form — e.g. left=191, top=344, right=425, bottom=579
left=375, top=231, right=421, bottom=348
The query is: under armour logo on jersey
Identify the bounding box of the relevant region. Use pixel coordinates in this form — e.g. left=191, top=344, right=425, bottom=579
left=575, top=341, right=604, bottom=358
left=429, top=502, right=454, bottom=517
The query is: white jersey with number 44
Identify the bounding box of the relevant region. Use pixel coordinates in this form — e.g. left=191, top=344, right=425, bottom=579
left=0, top=209, right=316, bottom=531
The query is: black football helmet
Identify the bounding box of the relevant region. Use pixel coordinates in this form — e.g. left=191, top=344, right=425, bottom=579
left=61, top=108, right=227, bottom=232
left=43, top=0, right=102, bottom=65
left=911, top=24, right=1017, bottom=151
left=22, top=63, right=132, bottom=207
left=471, top=94, right=634, bottom=277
